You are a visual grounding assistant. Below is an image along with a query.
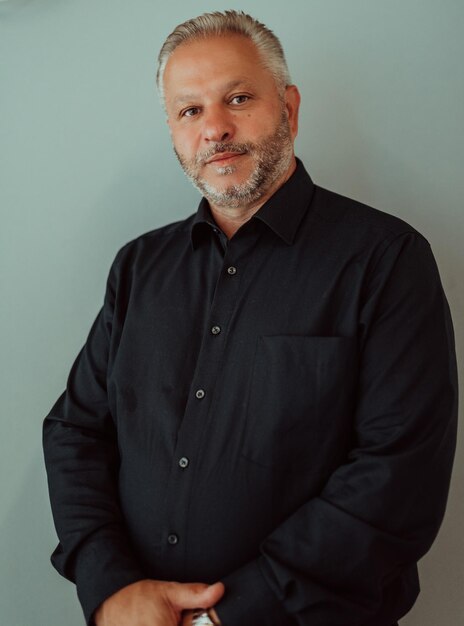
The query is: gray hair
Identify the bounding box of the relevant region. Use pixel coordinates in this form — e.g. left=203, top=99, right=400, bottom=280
left=156, top=10, right=292, bottom=106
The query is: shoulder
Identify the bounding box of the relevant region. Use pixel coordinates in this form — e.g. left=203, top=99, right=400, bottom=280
left=312, top=185, right=425, bottom=242
left=119, top=212, right=195, bottom=253
left=307, top=185, right=434, bottom=272
left=112, top=212, right=196, bottom=269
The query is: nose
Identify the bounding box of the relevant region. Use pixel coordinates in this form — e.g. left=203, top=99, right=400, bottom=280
left=202, top=105, right=235, bottom=143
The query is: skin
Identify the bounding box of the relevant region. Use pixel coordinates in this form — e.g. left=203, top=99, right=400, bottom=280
left=164, top=34, right=301, bottom=238
left=95, top=33, right=301, bottom=626
left=94, top=579, right=224, bottom=626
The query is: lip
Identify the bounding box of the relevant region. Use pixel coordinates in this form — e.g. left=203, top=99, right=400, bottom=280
left=206, top=152, right=245, bottom=165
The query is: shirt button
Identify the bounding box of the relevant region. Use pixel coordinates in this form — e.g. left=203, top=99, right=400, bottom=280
left=179, top=457, right=189, bottom=469
left=167, top=533, right=179, bottom=545
left=227, top=266, right=237, bottom=275
left=211, top=325, right=221, bottom=335
left=195, top=389, right=206, bottom=399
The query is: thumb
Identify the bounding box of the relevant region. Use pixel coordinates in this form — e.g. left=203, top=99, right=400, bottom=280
left=167, top=581, right=225, bottom=611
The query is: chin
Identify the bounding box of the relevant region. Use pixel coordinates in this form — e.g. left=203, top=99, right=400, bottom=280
left=209, top=167, right=251, bottom=185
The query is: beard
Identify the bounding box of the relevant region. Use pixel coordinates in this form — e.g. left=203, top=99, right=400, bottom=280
left=173, top=107, right=294, bottom=208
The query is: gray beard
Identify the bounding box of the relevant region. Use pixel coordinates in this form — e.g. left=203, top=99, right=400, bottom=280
left=174, top=109, right=294, bottom=208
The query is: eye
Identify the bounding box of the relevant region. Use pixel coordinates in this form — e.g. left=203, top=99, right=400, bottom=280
left=181, top=107, right=200, bottom=118
left=230, top=94, right=250, bottom=105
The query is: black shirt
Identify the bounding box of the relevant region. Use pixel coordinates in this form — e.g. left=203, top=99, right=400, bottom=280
left=43, top=160, right=458, bottom=626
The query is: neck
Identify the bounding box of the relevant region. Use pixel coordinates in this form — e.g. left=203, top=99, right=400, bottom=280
left=208, top=156, right=297, bottom=239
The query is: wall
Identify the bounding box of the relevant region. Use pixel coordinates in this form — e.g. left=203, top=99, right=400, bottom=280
left=1, top=1, right=462, bottom=624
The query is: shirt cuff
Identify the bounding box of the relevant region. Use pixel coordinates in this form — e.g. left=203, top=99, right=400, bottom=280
left=215, top=558, right=294, bottom=626
left=69, top=535, right=146, bottom=625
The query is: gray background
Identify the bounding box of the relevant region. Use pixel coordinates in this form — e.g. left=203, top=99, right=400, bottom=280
left=1, top=0, right=463, bottom=624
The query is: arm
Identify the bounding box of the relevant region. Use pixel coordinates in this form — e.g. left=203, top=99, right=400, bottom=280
left=215, top=233, right=458, bottom=626
left=43, top=253, right=148, bottom=623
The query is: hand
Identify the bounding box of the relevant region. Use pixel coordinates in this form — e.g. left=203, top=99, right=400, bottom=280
left=94, top=579, right=224, bottom=626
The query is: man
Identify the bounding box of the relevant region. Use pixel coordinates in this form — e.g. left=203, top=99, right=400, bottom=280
left=43, top=10, right=458, bottom=626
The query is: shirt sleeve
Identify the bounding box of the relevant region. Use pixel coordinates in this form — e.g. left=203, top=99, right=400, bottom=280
left=215, top=232, right=458, bottom=626
left=42, top=250, right=146, bottom=625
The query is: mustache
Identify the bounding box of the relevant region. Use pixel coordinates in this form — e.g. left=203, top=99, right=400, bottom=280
left=195, top=142, right=251, bottom=166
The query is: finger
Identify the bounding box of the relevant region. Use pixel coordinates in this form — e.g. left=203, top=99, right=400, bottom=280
left=167, top=581, right=225, bottom=611
left=198, top=582, right=225, bottom=607
left=180, top=609, right=195, bottom=626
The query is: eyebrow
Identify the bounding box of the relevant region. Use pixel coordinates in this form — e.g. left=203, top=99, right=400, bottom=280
left=171, top=79, right=254, bottom=106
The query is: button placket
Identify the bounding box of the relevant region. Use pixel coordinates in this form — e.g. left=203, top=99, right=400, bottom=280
left=163, top=235, right=255, bottom=556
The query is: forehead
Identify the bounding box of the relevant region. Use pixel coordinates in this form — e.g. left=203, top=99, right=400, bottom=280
left=163, top=34, right=277, bottom=103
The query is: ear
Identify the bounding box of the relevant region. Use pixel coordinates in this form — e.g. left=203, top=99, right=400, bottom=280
left=284, top=85, right=301, bottom=140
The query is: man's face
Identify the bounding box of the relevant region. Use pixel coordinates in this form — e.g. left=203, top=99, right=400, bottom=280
left=163, top=35, right=300, bottom=208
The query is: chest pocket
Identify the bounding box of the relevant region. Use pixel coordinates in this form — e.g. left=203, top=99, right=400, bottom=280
left=242, top=335, right=358, bottom=472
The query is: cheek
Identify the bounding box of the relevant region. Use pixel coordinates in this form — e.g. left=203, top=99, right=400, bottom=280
left=242, top=114, right=275, bottom=139
left=171, top=130, right=199, bottom=160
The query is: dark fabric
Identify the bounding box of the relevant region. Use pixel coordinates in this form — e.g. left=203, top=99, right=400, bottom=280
left=43, top=160, right=458, bottom=626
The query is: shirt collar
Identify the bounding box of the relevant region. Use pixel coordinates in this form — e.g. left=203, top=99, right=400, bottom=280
left=190, top=199, right=222, bottom=250
left=191, top=158, right=315, bottom=249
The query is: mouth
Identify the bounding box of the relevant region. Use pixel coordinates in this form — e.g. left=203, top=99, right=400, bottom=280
left=205, top=152, right=246, bottom=166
